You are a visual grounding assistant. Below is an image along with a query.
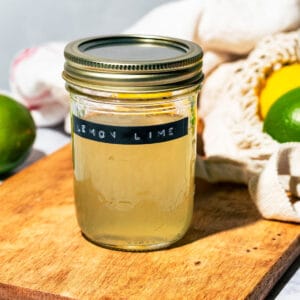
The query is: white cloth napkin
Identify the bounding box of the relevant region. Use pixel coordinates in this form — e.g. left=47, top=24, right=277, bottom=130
left=8, top=0, right=300, bottom=222
left=126, top=0, right=300, bottom=74
left=10, top=43, right=69, bottom=129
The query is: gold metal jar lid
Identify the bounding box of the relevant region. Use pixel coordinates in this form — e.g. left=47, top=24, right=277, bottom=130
left=63, top=35, right=203, bottom=93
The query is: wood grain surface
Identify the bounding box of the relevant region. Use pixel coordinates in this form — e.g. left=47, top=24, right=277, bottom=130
left=0, top=144, right=299, bottom=300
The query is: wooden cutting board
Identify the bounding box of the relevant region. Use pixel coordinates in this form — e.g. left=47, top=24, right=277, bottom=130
left=0, top=144, right=299, bottom=300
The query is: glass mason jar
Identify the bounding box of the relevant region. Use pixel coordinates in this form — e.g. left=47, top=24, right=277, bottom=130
left=63, top=35, right=203, bottom=251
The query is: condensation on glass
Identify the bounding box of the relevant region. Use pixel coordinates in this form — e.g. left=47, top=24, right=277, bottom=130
left=63, top=35, right=203, bottom=251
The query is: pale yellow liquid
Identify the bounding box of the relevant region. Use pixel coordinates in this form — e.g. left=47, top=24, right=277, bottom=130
left=73, top=114, right=196, bottom=250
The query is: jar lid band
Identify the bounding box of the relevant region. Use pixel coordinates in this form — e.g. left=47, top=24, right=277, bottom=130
left=63, top=35, right=204, bottom=93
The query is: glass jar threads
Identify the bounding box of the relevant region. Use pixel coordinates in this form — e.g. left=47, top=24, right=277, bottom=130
left=63, top=35, right=203, bottom=251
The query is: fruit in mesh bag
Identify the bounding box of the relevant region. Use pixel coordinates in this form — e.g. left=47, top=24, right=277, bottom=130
left=259, top=64, right=300, bottom=119
left=0, top=94, right=36, bottom=174
left=254, top=31, right=300, bottom=143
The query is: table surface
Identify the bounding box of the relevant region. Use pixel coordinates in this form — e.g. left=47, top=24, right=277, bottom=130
left=2, top=125, right=299, bottom=300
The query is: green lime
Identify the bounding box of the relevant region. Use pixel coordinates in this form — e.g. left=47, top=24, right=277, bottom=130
left=0, top=94, right=36, bottom=174
left=263, top=87, right=300, bottom=143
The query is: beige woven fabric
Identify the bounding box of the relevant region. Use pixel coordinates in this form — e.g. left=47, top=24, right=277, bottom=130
left=197, top=31, right=300, bottom=222
left=197, top=30, right=300, bottom=183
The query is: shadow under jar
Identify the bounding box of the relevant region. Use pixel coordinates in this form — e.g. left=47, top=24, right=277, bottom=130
left=63, top=35, right=203, bottom=251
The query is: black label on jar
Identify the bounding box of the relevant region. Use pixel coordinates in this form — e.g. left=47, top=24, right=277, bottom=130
left=73, top=115, right=188, bottom=145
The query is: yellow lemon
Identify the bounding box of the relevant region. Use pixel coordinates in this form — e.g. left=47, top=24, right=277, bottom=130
left=259, top=63, right=300, bottom=119
left=0, top=94, right=36, bottom=174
